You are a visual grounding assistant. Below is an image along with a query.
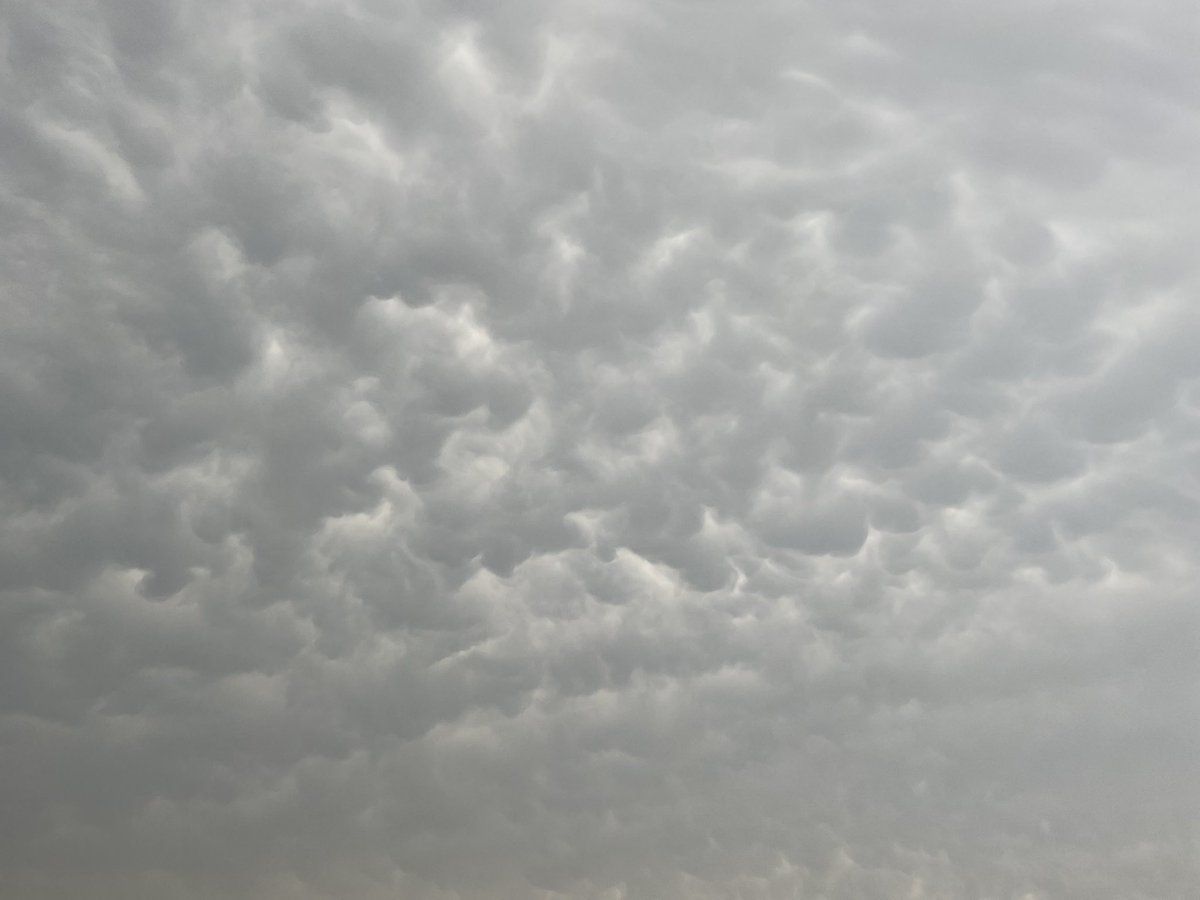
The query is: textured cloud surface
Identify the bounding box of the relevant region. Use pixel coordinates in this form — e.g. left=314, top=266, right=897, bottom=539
left=2, top=1, right=1198, bottom=898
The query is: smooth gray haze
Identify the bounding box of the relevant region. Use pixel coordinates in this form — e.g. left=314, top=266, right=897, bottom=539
left=2, top=1, right=1198, bottom=898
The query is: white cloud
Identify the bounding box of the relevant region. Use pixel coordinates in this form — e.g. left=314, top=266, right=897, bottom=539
left=2, top=0, right=1198, bottom=898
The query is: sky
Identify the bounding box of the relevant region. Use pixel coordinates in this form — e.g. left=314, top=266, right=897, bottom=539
left=1, top=1, right=1198, bottom=898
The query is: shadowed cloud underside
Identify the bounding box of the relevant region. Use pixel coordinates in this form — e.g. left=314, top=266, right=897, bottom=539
left=1, top=1, right=1198, bottom=898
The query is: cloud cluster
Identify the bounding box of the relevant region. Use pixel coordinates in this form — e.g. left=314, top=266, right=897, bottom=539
left=2, top=1, right=1197, bottom=898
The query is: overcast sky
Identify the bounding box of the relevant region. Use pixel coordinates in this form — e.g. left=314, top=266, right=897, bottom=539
left=2, top=1, right=1198, bottom=898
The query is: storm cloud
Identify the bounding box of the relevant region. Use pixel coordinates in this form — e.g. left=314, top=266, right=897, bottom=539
left=1, top=1, right=1198, bottom=898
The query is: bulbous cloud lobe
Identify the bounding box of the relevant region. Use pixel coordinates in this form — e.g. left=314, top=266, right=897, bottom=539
left=1, top=1, right=1198, bottom=897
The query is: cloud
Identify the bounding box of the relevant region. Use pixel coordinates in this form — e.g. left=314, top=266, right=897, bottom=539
left=2, top=0, right=1198, bottom=898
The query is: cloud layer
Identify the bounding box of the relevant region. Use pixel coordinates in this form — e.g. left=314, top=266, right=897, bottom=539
left=2, top=1, right=1198, bottom=898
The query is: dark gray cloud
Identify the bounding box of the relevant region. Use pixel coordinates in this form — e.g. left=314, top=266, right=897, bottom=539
left=2, top=1, right=1198, bottom=897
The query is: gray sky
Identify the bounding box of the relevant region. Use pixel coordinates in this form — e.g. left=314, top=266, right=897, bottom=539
left=2, top=1, right=1198, bottom=898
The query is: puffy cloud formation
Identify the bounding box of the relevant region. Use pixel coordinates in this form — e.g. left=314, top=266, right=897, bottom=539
left=2, top=1, right=1198, bottom=898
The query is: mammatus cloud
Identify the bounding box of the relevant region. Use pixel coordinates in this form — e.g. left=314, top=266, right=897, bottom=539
left=1, top=1, right=1197, bottom=897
